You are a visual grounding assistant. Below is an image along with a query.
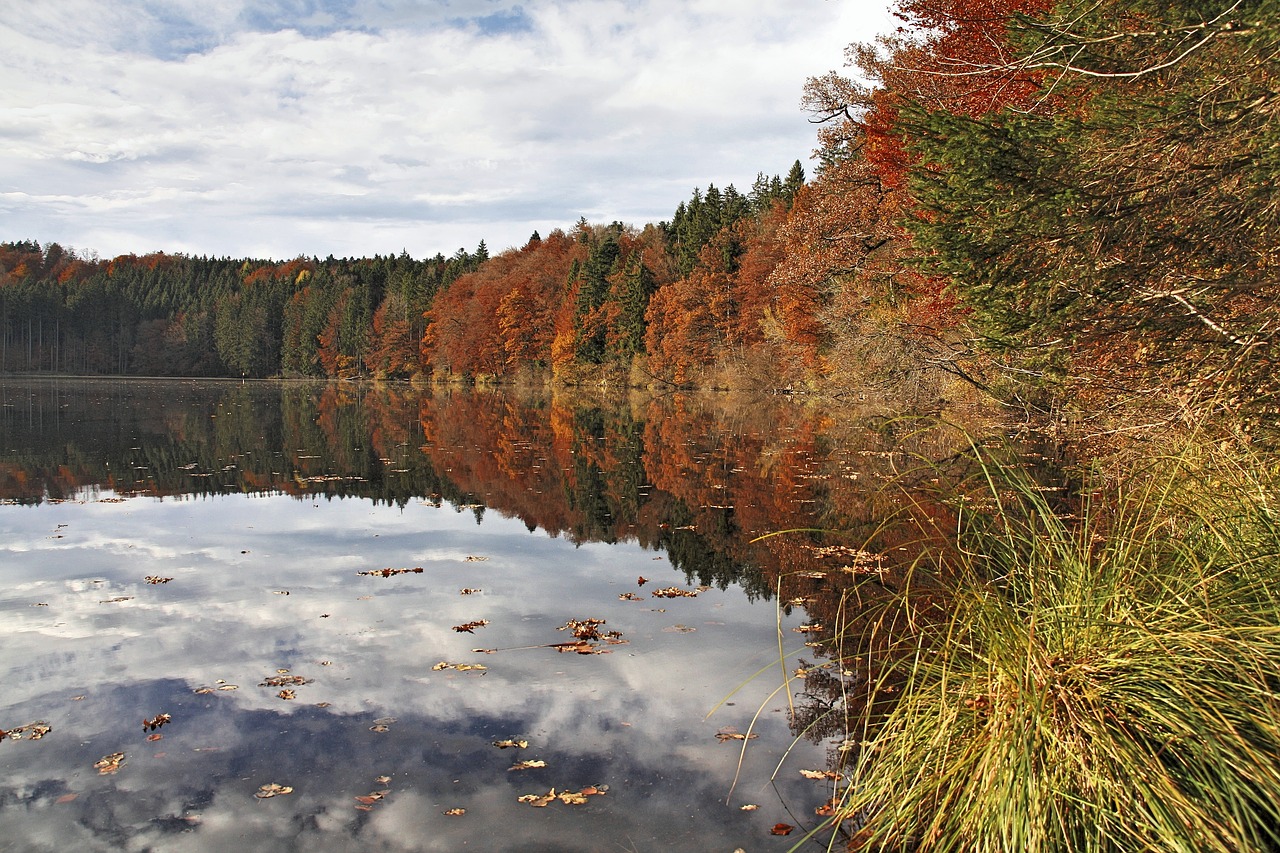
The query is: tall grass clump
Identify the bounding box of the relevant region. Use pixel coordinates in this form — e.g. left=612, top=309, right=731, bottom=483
left=830, top=444, right=1280, bottom=852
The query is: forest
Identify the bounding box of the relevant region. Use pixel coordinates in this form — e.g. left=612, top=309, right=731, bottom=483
left=3, top=0, right=1277, bottom=432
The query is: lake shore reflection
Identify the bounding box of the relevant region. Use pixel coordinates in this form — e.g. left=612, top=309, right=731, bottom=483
left=0, top=378, right=1014, bottom=851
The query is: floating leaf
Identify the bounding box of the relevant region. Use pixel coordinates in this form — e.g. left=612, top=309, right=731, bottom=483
left=260, top=675, right=311, bottom=687
left=357, top=567, right=424, bottom=577
left=144, top=576, right=173, bottom=584
left=715, top=728, right=759, bottom=743
left=815, top=797, right=841, bottom=816
left=142, top=713, right=171, bottom=732
left=452, top=620, right=490, bottom=633
left=277, top=689, right=296, bottom=700
left=146, top=733, right=163, bottom=742
left=94, top=752, right=125, bottom=774
left=463, top=555, right=489, bottom=562
left=636, top=576, right=648, bottom=586
left=509, top=759, right=547, bottom=771
left=740, top=804, right=759, bottom=811
left=651, top=587, right=699, bottom=598
left=459, top=588, right=481, bottom=595
left=771, top=823, right=794, bottom=836
left=216, top=684, right=239, bottom=691
left=432, top=661, right=487, bottom=672
left=517, top=786, right=606, bottom=808
left=618, top=593, right=642, bottom=601
left=800, top=769, right=840, bottom=780
left=255, top=783, right=293, bottom=799
left=99, top=596, right=133, bottom=604
left=375, top=776, right=391, bottom=785
left=369, top=724, right=390, bottom=733
left=272, top=590, right=290, bottom=596
left=2, top=721, right=52, bottom=741
left=664, top=625, right=696, bottom=633
left=493, top=738, right=528, bottom=749
left=443, top=807, right=466, bottom=816
left=794, top=623, right=824, bottom=633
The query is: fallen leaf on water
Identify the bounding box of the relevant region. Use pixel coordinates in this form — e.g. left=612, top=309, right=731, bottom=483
left=800, top=769, right=841, bottom=780
left=517, top=786, right=606, bottom=808
left=144, top=576, right=173, bottom=584
left=771, top=823, right=794, bottom=836
left=142, top=713, right=171, bottom=732
left=794, top=623, right=824, bottom=633
left=432, top=661, right=487, bottom=672
left=815, top=797, right=841, bottom=816
left=55, top=794, right=78, bottom=804
left=443, top=808, right=466, bottom=816
left=272, top=590, right=290, bottom=596
left=464, top=555, right=489, bottom=562
left=715, top=728, right=759, bottom=743
left=636, top=576, right=648, bottom=586
left=375, top=775, right=391, bottom=785
left=216, top=684, right=239, bottom=691
left=651, top=587, right=699, bottom=598
left=493, top=738, right=528, bottom=749
left=664, top=625, right=696, bottom=633
left=146, top=734, right=163, bottom=742
left=369, top=724, right=390, bottom=733
left=94, top=753, right=125, bottom=774
left=509, top=759, right=547, bottom=771
left=740, top=804, right=759, bottom=811
left=99, top=596, right=133, bottom=604
left=459, top=588, right=481, bottom=595
left=550, top=641, right=612, bottom=655
left=71, top=696, right=86, bottom=701
left=277, top=690, right=296, bottom=700
left=315, top=702, right=331, bottom=708
left=3, top=721, right=52, bottom=741
left=260, top=675, right=311, bottom=687
left=452, top=620, right=490, bottom=633
left=357, top=567, right=424, bottom=577
left=255, top=783, right=293, bottom=799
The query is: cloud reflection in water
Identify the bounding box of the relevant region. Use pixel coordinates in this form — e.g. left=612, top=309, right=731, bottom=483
left=1, top=491, right=827, bottom=851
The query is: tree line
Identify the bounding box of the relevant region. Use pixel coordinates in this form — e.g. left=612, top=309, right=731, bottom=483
left=3, top=0, right=1275, bottom=422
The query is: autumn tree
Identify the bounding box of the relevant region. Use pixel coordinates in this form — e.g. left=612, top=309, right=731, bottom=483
left=903, top=0, right=1280, bottom=417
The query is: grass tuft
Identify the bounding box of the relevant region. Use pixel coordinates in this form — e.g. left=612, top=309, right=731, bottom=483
left=824, top=442, right=1280, bottom=853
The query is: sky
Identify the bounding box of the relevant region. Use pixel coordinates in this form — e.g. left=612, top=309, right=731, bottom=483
left=0, top=1, right=894, bottom=261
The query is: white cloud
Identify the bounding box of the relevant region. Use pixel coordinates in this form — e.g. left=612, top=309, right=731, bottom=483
left=0, top=1, right=894, bottom=259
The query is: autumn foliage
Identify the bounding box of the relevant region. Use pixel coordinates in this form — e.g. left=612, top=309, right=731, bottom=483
left=5, top=0, right=1274, bottom=424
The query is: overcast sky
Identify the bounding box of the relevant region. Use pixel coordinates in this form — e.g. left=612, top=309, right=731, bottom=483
left=1, top=1, right=893, bottom=261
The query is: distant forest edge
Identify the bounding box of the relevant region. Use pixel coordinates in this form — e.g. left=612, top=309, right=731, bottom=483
left=4, top=0, right=1277, bottom=424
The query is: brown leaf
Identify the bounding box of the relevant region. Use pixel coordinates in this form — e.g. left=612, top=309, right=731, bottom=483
left=493, top=738, right=528, bottom=749
left=443, top=807, right=466, bottom=816
left=255, top=783, right=293, bottom=798
left=771, top=823, right=794, bottom=836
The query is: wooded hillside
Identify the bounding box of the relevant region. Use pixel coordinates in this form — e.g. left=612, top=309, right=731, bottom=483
left=4, top=0, right=1275, bottom=424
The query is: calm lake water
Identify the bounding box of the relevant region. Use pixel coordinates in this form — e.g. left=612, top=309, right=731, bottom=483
left=0, top=378, right=1012, bottom=852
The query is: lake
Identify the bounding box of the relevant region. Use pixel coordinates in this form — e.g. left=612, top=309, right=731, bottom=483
left=0, top=378, right=1007, bottom=852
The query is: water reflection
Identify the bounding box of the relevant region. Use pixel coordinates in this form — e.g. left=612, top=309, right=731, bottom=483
left=0, top=378, right=1022, bottom=851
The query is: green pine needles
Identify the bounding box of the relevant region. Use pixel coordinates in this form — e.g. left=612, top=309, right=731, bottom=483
left=822, top=444, right=1280, bottom=852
